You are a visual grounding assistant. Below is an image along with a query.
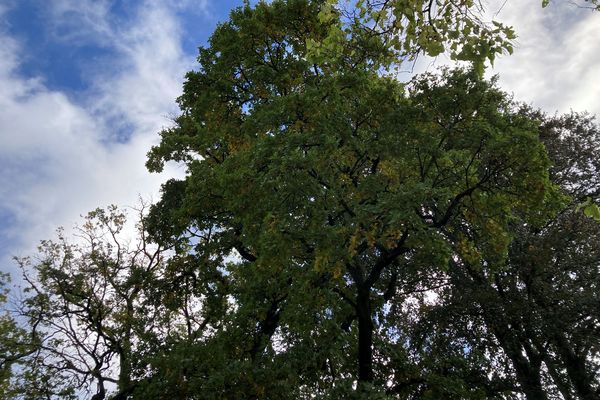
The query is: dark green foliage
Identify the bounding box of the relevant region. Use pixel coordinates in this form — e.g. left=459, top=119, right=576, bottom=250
left=143, top=1, right=558, bottom=398
left=407, top=111, right=600, bottom=399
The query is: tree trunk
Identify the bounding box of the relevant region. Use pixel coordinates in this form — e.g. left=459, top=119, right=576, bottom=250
left=91, top=375, right=106, bottom=400
left=356, top=286, right=374, bottom=385
left=115, top=299, right=134, bottom=399
left=512, top=357, right=548, bottom=400
left=491, top=324, right=548, bottom=400
left=553, top=332, right=596, bottom=400
left=117, top=351, right=132, bottom=398
left=466, top=267, right=548, bottom=400
left=544, top=357, right=576, bottom=400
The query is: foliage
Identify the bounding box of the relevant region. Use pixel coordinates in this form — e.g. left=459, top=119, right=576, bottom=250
left=407, top=110, right=600, bottom=400
left=312, top=0, right=514, bottom=74
left=0, top=273, right=34, bottom=399
left=577, top=197, right=600, bottom=220
left=144, top=0, right=558, bottom=397
left=312, top=0, right=599, bottom=75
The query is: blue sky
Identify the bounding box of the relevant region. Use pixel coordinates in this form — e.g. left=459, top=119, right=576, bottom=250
left=1, top=0, right=599, bottom=281
left=0, top=0, right=239, bottom=277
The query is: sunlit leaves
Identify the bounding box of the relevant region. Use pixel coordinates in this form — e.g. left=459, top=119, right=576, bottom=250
left=578, top=197, right=600, bottom=220
left=311, top=0, right=517, bottom=73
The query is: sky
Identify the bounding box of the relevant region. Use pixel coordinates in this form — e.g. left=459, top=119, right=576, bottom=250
left=1, top=0, right=599, bottom=281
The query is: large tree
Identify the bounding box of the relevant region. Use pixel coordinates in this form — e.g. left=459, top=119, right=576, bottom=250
left=145, top=0, right=557, bottom=397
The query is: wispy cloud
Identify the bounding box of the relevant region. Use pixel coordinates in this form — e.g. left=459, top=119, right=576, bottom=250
left=490, top=0, right=600, bottom=115
left=405, top=1, right=600, bottom=117
left=46, top=0, right=205, bottom=139
left=0, top=1, right=206, bottom=272
left=45, top=0, right=114, bottom=45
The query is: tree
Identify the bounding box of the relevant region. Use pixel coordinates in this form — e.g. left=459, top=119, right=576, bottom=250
left=13, top=205, right=191, bottom=400
left=145, top=0, right=557, bottom=396
left=0, top=273, right=34, bottom=399
left=407, top=111, right=600, bottom=399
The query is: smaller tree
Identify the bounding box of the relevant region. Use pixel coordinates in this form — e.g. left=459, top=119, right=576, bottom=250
left=14, top=205, right=169, bottom=399
left=0, top=273, right=34, bottom=399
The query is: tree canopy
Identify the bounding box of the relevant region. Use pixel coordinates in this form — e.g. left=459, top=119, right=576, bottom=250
left=142, top=0, right=565, bottom=397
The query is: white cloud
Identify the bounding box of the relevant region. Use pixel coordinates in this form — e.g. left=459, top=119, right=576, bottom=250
left=89, top=3, right=194, bottom=138
left=489, top=0, right=600, bottom=115
left=0, top=1, right=202, bottom=274
left=45, top=0, right=205, bottom=138
left=403, top=1, right=600, bottom=118
left=45, top=0, right=113, bottom=46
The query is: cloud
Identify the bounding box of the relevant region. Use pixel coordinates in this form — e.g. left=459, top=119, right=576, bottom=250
left=89, top=3, right=195, bottom=139
left=45, top=0, right=114, bottom=46
left=489, top=0, right=600, bottom=116
left=44, top=0, right=205, bottom=139
left=401, top=1, right=600, bottom=118
left=0, top=1, right=203, bottom=274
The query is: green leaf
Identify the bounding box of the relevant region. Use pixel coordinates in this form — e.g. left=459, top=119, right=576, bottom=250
left=583, top=203, right=600, bottom=220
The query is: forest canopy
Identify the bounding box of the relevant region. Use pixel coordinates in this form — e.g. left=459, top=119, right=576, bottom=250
left=2, top=1, right=599, bottom=399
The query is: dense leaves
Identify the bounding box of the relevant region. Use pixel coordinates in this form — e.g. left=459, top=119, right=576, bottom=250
left=413, top=110, right=600, bottom=399
left=144, top=0, right=559, bottom=397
